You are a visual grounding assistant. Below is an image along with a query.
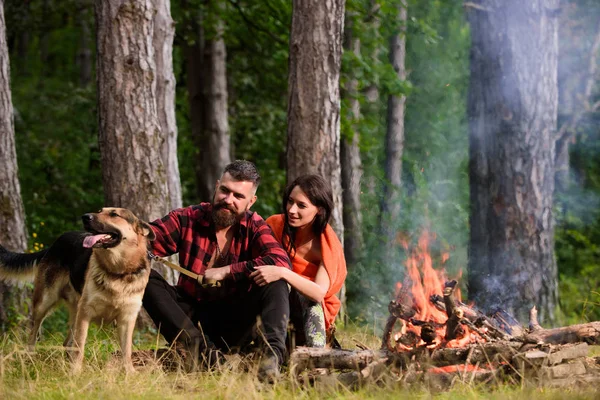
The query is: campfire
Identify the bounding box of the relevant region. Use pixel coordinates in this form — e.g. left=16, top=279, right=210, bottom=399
left=290, top=230, right=600, bottom=389
left=382, top=230, right=518, bottom=353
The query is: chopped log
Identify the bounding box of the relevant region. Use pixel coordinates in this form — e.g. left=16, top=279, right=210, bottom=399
left=336, top=357, right=390, bottom=389
left=420, top=341, right=522, bottom=367
left=291, top=341, right=526, bottom=374
left=524, top=321, right=600, bottom=345
left=289, top=347, right=388, bottom=374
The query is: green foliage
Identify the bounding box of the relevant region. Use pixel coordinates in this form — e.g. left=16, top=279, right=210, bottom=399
left=344, top=0, right=471, bottom=323
left=553, top=0, right=600, bottom=324
left=6, top=0, right=101, bottom=249
left=3, top=0, right=600, bottom=331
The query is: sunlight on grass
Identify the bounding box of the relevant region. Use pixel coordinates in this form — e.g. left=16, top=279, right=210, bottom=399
left=1, top=323, right=599, bottom=399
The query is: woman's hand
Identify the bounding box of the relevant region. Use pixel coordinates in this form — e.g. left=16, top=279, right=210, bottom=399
left=250, top=265, right=286, bottom=286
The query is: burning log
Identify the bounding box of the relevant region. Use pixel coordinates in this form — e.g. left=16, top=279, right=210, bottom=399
left=382, top=278, right=415, bottom=350
left=489, top=308, right=524, bottom=336
left=443, top=280, right=461, bottom=341
left=420, top=322, right=438, bottom=345
left=396, top=331, right=420, bottom=349
left=430, top=294, right=485, bottom=321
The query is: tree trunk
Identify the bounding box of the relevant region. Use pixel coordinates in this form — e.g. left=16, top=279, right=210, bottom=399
left=0, top=0, right=30, bottom=329
left=380, top=2, right=407, bottom=263
left=151, top=0, right=181, bottom=284
left=555, top=27, right=600, bottom=192
left=153, top=0, right=182, bottom=211
left=467, top=0, right=559, bottom=324
left=95, top=0, right=175, bottom=284
left=77, top=1, right=93, bottom=87
left=186, top=5, right=231, bottom=202
left=200, top=14, right=231, bottom=198
left=287, top=0, right=345, bottom=237
left=341, top=17, right=363, bottom=269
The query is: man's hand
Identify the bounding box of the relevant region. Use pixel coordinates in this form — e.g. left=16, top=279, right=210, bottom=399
left=250, top=265, right=286, bottom=286
left=203, top=266, right=231, bottom=281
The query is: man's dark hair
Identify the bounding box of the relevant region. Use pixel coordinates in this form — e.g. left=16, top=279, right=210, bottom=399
left=223, top=160, right=261, bottom=188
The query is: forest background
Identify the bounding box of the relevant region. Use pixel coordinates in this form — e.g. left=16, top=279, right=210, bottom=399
left=1, top=0, right=599, bottom=336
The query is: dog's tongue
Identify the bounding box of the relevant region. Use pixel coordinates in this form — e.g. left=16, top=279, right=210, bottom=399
left=83, top=234, right=111, bottom=248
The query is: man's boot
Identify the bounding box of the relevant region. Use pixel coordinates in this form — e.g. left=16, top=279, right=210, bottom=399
left=257, top=351, right=280, bottom=383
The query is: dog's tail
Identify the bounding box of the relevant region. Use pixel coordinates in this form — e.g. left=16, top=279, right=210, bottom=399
left=0, top=245, right=47, bottom=282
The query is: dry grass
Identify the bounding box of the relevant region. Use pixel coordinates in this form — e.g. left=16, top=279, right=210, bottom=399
left=0, top=322, right=599, bottom=399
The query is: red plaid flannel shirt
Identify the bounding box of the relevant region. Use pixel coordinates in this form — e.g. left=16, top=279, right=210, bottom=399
left=150, top=203, right=292, bottom=300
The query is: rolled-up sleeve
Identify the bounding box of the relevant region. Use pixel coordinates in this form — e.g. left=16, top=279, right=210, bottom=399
left=229, top=216, right=291, bottom=281
left=149, top=209, right=184, bottom=257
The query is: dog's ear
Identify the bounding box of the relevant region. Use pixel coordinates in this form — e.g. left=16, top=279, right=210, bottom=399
left=137, top=220, right=156, bottom=241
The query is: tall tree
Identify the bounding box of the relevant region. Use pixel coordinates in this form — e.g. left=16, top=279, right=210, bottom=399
left=380, top=1, right=407, bottom=263
left=95, top=0, right=176, bottom=283
left=0, top=0, right=29, bottom=328
left=467, top=0, right=559, bottom=323
left=341, top=14, right=363, bottom=268
left=287, top=0, right=346, bottom=236
left=153, top=0, right=182, bottom=210
left=186, top=1, right=231, bottom=202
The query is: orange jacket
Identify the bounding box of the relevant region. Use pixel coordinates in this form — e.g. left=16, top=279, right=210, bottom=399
left=266, top=214, right=347, bottom=331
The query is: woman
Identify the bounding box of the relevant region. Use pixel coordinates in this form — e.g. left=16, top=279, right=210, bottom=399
left=250, top=175, right=347, bottom=347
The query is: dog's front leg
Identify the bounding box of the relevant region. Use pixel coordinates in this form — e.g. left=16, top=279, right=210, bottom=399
left=71, top=305, right=91, bottom=374
left=117, top=317, right=137, bottom=374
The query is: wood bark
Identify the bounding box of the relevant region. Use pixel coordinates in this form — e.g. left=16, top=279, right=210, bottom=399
left=150, top=0, right=180, bottom=284
left=153, top=0, right=182, bottom=211
left=95, top=0, right=174, bottom=285
left=524, top=321, right=600, bottom=345
left=380, top=2, right=406, bottom=263
left=199, top=13, right=231, bottom=199
left=0, top=0, right=30, bottom=329
left=467, top=0, right=559, bottom=323
left=290, top=347, right=387, bottom=374
left=286, top=0, right=345, bottom=238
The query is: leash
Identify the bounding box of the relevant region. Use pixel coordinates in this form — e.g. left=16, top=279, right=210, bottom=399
left=147, top=251, right=221, bottom=288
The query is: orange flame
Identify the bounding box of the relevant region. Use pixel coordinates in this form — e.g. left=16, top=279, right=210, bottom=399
left=392, top=229, right=483, bottom=350
left=404, top=231, right=447, bottom=323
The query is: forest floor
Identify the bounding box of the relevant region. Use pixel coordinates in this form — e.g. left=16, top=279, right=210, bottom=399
left=0, top=317, right=599, bottom=399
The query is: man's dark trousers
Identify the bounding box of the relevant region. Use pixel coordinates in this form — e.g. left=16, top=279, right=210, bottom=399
left=142, top=270, right=290, bottom=363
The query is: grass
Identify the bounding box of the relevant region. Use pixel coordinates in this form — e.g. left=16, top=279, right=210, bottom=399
left=1, top=322, right=599, bottom=399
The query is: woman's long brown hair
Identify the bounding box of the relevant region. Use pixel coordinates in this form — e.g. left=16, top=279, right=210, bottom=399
left=281, top=174, right=334, bottom=257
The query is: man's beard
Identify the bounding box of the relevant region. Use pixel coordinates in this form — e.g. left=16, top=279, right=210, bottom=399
left=212, top=202, right=243, bottom=228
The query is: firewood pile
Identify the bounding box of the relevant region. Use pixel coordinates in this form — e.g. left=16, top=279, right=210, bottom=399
left=289, top=280, right=600, bottom=390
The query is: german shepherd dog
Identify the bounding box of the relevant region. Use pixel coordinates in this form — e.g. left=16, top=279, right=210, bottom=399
left=0, top=208, right=155, bottom=373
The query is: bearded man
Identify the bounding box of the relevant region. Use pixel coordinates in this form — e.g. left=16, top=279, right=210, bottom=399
left=143, top=160, right=291, bottom=381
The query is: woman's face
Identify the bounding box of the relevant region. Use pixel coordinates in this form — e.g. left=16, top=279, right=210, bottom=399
left=286, top=186, right=319, bottom=229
